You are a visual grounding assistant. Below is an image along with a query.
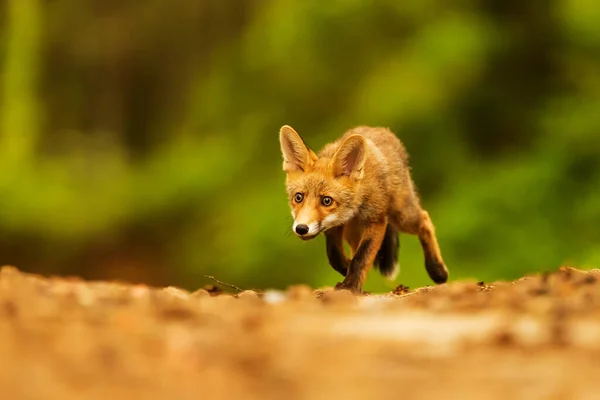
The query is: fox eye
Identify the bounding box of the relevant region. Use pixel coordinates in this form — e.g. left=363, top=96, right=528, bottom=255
left=321, top=196, right=333, bottom=206
left=294, top=193, right=304, bottom=203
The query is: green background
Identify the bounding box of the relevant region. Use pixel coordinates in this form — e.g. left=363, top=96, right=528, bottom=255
left=1, top=0, right=599, bottom=293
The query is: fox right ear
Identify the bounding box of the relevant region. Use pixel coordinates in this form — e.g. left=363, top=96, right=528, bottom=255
left=279, top=125, right=314, bottom=173
left=332, top=134, right=366, bottom=179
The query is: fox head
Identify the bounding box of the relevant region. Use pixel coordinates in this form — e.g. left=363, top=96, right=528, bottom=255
left=279, top=125, right=366, bottom=240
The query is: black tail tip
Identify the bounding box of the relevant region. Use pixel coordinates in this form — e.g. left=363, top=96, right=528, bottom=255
left=426, top=261, right=448, bottom=284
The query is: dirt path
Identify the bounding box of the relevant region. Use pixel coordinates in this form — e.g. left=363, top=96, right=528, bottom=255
left=1, top=265, right=600, bottom=399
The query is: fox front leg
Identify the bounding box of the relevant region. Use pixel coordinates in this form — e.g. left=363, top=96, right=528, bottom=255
left=325, top=226, right=349, bottom=276
left=335, top=219, right=387, bottom=293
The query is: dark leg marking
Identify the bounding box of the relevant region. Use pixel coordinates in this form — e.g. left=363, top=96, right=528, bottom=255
left=325, top=228, right=349, bottom=277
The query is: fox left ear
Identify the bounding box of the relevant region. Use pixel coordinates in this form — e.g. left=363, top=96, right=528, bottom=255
left=332, top=134, right=366, bottom=179
left=279, top=125, right=316, bottom=173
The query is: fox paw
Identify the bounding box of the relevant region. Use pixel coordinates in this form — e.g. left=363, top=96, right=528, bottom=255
left=334, top=281, right=362, bottom=294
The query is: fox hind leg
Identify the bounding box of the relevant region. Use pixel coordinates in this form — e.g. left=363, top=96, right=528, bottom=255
left=374, top=223, right=400, bottom=280
left=391, top=203, right=448, bottom=284
left=417, top=210, right=448, bottom=283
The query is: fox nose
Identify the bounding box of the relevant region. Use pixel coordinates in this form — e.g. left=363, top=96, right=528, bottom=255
left=295, top=224, right=309, bottom=235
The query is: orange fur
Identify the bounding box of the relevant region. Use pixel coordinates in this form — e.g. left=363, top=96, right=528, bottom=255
left=279, top=125, right=448, bottom=293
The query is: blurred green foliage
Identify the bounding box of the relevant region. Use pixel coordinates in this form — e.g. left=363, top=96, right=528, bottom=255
left=1, top=0, right=599, bottom=292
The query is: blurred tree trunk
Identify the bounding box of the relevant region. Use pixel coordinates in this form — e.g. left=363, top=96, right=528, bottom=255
left=1, top=0, right=41, bottom=171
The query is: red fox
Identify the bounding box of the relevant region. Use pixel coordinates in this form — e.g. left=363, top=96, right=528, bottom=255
left=279, top=125, right=448, bottom=293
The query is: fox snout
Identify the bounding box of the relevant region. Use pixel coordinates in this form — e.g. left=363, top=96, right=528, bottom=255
left=292, top=221, right=320, bottom=240
left=295, top=224, right=309, bottom=235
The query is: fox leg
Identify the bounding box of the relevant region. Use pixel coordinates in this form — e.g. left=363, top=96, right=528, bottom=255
left=417, top=210, right=448, bottom=283
left=325, top=226, right=349, bottom=276
left=335, top=218, right=387, bottom=293
left=391, top=204, right=448, bottom=284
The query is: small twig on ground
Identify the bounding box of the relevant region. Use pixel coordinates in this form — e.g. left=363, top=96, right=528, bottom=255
left=204, top=275, right=244, bottom=293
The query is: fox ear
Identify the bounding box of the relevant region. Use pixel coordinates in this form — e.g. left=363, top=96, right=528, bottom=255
left=279, top=125, right=314, bottom=173
left=332, top=134, right=366, bottom=179
left=308, top=148, right=318, bottom=163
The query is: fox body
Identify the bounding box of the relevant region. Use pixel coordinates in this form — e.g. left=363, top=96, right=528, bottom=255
left=279, top=125, right=448, bottom=293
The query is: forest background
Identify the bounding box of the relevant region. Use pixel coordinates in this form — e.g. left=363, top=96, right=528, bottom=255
left=1, top=0, right=599, bottom=292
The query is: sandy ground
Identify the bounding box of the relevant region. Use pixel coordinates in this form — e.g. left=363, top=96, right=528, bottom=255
left=2, top=265, right=600, bottom=399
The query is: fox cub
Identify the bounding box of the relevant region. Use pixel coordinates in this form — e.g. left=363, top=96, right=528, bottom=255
left=279, top=125, right=448, bottom=293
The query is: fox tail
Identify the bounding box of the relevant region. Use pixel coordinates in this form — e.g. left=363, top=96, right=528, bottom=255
left=374, top=224, right=400, bottom=280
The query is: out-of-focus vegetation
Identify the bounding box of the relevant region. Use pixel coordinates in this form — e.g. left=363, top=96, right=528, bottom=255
left=0, top=0, right=599, bottom=292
